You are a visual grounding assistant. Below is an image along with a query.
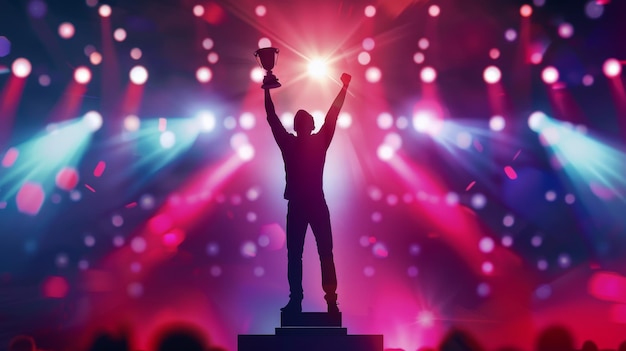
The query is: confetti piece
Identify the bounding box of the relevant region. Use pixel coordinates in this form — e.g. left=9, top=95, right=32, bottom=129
left=125, top=202, right=138, bottom=208
left=85, top=184, right=96, bottom=192
left=94, top=161, right=106, bottom=177
left=513, top=149, right=521, bottom=161
left=504, top=165, right=518, bottom=180
left=466, top=181, right=476, bottom=191
left=473, top=139, right=483, bottom=152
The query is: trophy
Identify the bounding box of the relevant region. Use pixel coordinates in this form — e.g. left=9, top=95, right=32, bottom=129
left=254, top=47, right=281, bottom=89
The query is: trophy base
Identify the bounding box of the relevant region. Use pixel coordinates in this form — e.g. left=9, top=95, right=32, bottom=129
left=261, top=82, right=282, bottom=89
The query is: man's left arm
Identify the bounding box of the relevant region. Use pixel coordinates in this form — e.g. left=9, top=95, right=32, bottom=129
left=319, top=73, right=351, bottom=147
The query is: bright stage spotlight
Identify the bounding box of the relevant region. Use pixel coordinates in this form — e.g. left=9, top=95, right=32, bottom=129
left=528, top=111, right=547, bottom=132
left=160, top=131, right=176, bottom=149
left=196, top=111, right=216, bottom=132
left=412, top=110, right=442, bottom=136
left=83, top=110, right=103, bottom=131
left=420, top=66, right=437, bottom=83
left=12, top=58, right=32, bottom=78
left=123, top=114, right=140, bottom=132
left=98, top=4, right=111, bottom=17
left=129, top=65, right=148, bottom=85
left=74, top=66, right=91, bottom=84
left=307, top=58, right=328, bottom=78
left=196, top=67, right=212, bottom=83
left=483, top=65, right=501, bottom=84
left=542, top=66, right=559, bottom=84
left=58, top=22, right=75, bottom=39
left=603, top=58, right=622, bottom=78
left=489, top=115, right=505, bottom=131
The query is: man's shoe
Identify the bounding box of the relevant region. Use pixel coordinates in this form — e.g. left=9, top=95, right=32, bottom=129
left=327, top=301, right=339, bottom=314
left=280, top=299, right=302, bottom=314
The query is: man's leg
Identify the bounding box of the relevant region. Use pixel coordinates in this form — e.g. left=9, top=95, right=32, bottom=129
left=283, top=200, right=308, bottom=312
left=309, top=199, right=338, bottom=312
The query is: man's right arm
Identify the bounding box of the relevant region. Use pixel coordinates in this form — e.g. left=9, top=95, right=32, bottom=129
left=265, top=89, right=289, bottom=145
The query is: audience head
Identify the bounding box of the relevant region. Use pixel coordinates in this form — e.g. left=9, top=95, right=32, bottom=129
left=155, top=323, right=207, bottom=351
left=88, top=332, right=129, bottom=351
left=535, top=325, right=574, bottom=351
left=581, top=340, right=598, bottom=351
left=439, top=328, right=484, bottom=351
left=8, top=335, right=36, bottom=351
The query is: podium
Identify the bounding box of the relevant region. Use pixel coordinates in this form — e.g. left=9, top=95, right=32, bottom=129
left=238, top=312, right=383, bottom=351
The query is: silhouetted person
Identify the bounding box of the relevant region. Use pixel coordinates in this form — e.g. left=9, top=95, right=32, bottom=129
left=88, top=332, right=129, bottom=351
left=438, top=328, right=484, bottom=351
left=155, top=326, right=207, bottom=351
left=265, top=73, right=351, bottom=314
left=8, top=335, right=36, bottom=351
left=581, top=340, right=599, bottom=351
left=535, top=325, right=574, bottom=351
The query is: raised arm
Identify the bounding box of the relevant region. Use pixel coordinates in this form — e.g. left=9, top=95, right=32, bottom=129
left=265, top=89, right=289, bottom=146
left=319, top=73, right=351, bottom=146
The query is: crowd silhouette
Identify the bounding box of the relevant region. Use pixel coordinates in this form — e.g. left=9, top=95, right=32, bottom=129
left=7, top=324, right=625, bottom=351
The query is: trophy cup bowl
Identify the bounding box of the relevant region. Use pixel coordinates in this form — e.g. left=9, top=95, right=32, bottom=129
left=254, top=47, right=282, bottom=89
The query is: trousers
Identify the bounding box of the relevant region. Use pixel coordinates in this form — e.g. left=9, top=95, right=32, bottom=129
left=286, top=198, right=337, bottom=303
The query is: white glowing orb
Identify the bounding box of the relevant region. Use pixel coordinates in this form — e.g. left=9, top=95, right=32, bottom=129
left=371, top=113, right=390, bottom=131
left=89, top=52, right=102, bottom=65
left=542, top=66, right=559, bottom=84
left=58, top=22, right=75, bottom=39
left=528, top=111, right=547, bottom=132
left=74, top=66, right=92, bottom=84
left=193, top=4, right=204, bottom=17
left=365, top=66, right=381, bottom=83
left=258, top=37, right=272, bottom=48
left=207, top=52, right=219, bottom=64
left=197, top=111, right=216, bottom=132
left=160, top=131, right=176, bottom=149
left=418, top=38, right=430, bottom=50
left=123, top=115, right=140, bottom=132
left=83, top=110, right=103, bottom=131
left=130, top=48, right=142, bottom=60
left=239, top=112, right=256, bottom=130
left=420, top=66, right=437, bottom=83
left=202, top=38, right=214, bottom=50
left=196, top=67, right=212, bottom=83
left=377, top=144, right=394, bottom=161
left=250, top=67, right=264, bottom=83
left=308, top=59, right=328, bottom=78
left=255, top=5, right=267, bottom=17
left=520, top=4, right=532, bottom=17
left=358, top=52, right=371, bottom=65
left=417, top=311, right=435, bottom=328
left=558, top=23, right=574, bottom=39
left=489, top=115, right=505, bottom=131
left=479, top=237, right=495, bottom=253
left=237, top=143, right=255, bottom=161
left=505, top=28, right=517, bottom=42
left=412, top=110, right=438, bottom=134
left=603, top=58, right=622, bottom=78
left=99, top=4, right=111, bottom=17
left=129, top=65, right=148, bottom=85
left=483, top=65, right=501, bottom=84
left=113, top=28, right=127, bottom=42
left=362, top=37, right=375, bottom=51
left=364, top=5, right=376, bottom=17
left=338, top=112, right=352, bottom=129
left=413, top=52, right=425, bottom=64
left=428, top=5, right=440, bottom=17
left=12, top=58, right=32, bottom=78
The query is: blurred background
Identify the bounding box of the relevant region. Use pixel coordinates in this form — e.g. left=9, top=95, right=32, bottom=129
left=1, top=0, right=626, bottom=350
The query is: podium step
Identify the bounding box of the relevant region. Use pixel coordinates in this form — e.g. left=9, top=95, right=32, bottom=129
left=281, top=311, right=342, bottom=327
left=238, top=333, right=383, bottom=351
left=275, top=327, right=347, bottom=336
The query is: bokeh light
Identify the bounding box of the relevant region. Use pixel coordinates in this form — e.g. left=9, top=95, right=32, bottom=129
left=420, top=66, right=437, bottom=83
left=98, top=4, right=111, bottom=17
left=483, top=65, right=502, bottom=84
left=113, top=28, right=127, bottom=42
left=365, top=66, right=382, bottom=83
left=358, top=52, right=371, bottom=65
left=520, top=4, right=532, bottom=17
left=603, top=58, right=622, bottom=78
left=541, top=66, right=559, bottom=84
left=364, top=5, right=376, bottom=17
left=74, top=66, right=92, bottom=84
left=196, top=67, right=212, bottom=83
left=129, top=65, right=148, bottom=85
left=58, top=22, right=75, bottom=39
left=12, top=58, right=32, bottom=78
left=255, top=5, right=267, bottom=17
left=428, top=5, right=440, bottom=17
left=489, top=115, right=505, bottom=131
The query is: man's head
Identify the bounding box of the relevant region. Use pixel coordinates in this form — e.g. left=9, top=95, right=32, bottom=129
left=294, top=110, right=314, bottom=136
